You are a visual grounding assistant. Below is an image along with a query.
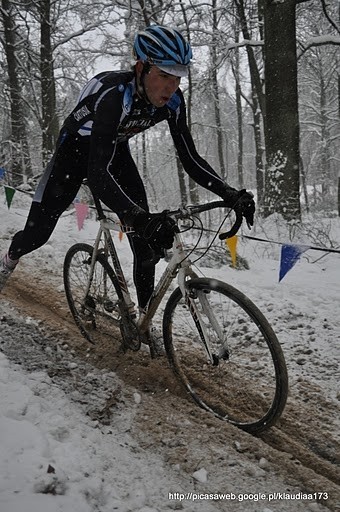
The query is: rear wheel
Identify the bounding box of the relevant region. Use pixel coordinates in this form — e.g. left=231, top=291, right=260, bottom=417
left=63, top=243, right=121, bottom=345
left=163, top=277, right=288, bottom=433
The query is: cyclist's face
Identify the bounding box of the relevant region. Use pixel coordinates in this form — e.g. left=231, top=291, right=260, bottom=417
left=137, top=63, right=181, bottom=107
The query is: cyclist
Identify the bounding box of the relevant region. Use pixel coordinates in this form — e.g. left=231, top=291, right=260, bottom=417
left=1, top=25, right=255, bottom=315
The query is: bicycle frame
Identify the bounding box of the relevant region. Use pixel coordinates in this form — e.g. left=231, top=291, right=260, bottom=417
left=86, top=190, right=231, bottom=360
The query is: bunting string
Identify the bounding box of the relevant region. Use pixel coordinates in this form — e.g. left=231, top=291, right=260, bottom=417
left=243, top=235, right=340, bottom=254
left=2, top=179, right=339, bottom=281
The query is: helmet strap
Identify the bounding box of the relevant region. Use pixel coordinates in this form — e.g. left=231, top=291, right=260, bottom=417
left=136, top=61, right=152, bottom=103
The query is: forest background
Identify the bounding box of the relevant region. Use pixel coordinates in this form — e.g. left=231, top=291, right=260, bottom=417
left=0, top=0, right=339, bottom=227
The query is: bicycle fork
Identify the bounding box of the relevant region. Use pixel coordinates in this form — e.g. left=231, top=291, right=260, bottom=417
left=185, top=285, right=229, bottom=366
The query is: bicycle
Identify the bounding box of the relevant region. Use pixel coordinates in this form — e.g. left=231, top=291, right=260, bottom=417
left=63, top=187, right=288, bottom=434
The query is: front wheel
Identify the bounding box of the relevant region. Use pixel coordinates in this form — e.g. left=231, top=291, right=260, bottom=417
left=163, top=277, right=288, bottom=433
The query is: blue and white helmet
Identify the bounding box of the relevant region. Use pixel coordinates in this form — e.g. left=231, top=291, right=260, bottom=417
left=133, top=25, right=192, bottom=77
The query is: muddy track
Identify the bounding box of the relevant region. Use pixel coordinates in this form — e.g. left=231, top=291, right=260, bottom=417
left=2, top=270, right=340, bottom=511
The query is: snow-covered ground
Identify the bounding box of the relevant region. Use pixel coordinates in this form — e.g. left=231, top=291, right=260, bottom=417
left=1, top=187, right=339, bottom=512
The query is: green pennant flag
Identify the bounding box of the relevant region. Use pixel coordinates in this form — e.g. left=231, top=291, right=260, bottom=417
left=4, top=186, right=16, bottom=209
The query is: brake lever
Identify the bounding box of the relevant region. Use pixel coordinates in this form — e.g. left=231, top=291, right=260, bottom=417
left=218, top=210, right=243, bottom=240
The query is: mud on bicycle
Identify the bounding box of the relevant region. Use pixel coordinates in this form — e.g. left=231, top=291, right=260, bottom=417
left=63, top=186, right=288, bottom=434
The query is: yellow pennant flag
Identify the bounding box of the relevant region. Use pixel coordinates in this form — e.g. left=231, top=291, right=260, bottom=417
left=225, top=235, right=238, bottom=267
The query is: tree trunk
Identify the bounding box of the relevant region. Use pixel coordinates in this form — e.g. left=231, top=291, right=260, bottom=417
left=319, top=74, right=331, bottom=197
left=1, top=0, right=31, bottom=184
left=234, top=0, right=265, bottom=203
left=233, top=24, right=243, bottom=189
left=235, top=0, right=266, bottom=118
left=300, top=156, right=309, bottom=213
left=263, top=0, right=301, bottom=220
left=175, top=154, right=188, bottom=206
left=211, top=0, right=226, bottom=179
left=179, top=0, right=198, bottom=204
left=253, top=105, right=265, bottom=206
left=40, top=0, right=59, bottom=165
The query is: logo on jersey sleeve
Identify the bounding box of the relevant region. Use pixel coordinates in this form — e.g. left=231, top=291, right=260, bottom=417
left=73, top=105, right=91, bottom=122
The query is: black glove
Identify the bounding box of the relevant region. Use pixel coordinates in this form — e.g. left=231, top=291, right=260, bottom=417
left=222, top=187, right=255, bottom=228
left=131, top=209, right=178, bottom=251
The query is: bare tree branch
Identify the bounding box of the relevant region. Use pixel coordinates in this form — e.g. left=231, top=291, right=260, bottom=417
left=298, top=34, right=340, bottom=59
left=320, top=0, right=340, bottom=35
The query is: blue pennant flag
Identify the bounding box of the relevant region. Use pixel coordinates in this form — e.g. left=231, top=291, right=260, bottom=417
left=0, top=167, right=6, bottom=180
left=279, top=244, right=309, bottom=282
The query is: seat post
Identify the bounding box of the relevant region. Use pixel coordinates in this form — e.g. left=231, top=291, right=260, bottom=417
left=92, top=193, right=106, bottom=220
left=83, top=178, right=106, bottom=220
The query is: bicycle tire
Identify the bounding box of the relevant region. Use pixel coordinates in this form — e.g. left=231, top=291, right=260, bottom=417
left=63, top=243, right=122, bottom=345
left=163, top=277, right=288, bottom=433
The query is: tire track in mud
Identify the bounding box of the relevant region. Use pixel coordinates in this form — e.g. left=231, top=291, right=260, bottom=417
left=2, top=270, right=340, bottom=511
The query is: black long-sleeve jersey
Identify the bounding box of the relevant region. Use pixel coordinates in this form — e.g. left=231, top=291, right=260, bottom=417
left=62, top=70, right=228, bottom=210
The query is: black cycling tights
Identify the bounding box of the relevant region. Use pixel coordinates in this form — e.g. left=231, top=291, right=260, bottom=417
left=9, top=134, right=155, bottom=309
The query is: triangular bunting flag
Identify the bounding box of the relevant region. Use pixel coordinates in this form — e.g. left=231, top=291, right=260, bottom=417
left=74, top=202, right=89, bottom=230
left=225, top=235, right=238, bottom=267
left=279, top=244, right=309, bottom=282
left=4, top=186, right=16, bottom=209
left=0, top=167, right=6, bottom=180
left=119, top=230, right=124, bottom=241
